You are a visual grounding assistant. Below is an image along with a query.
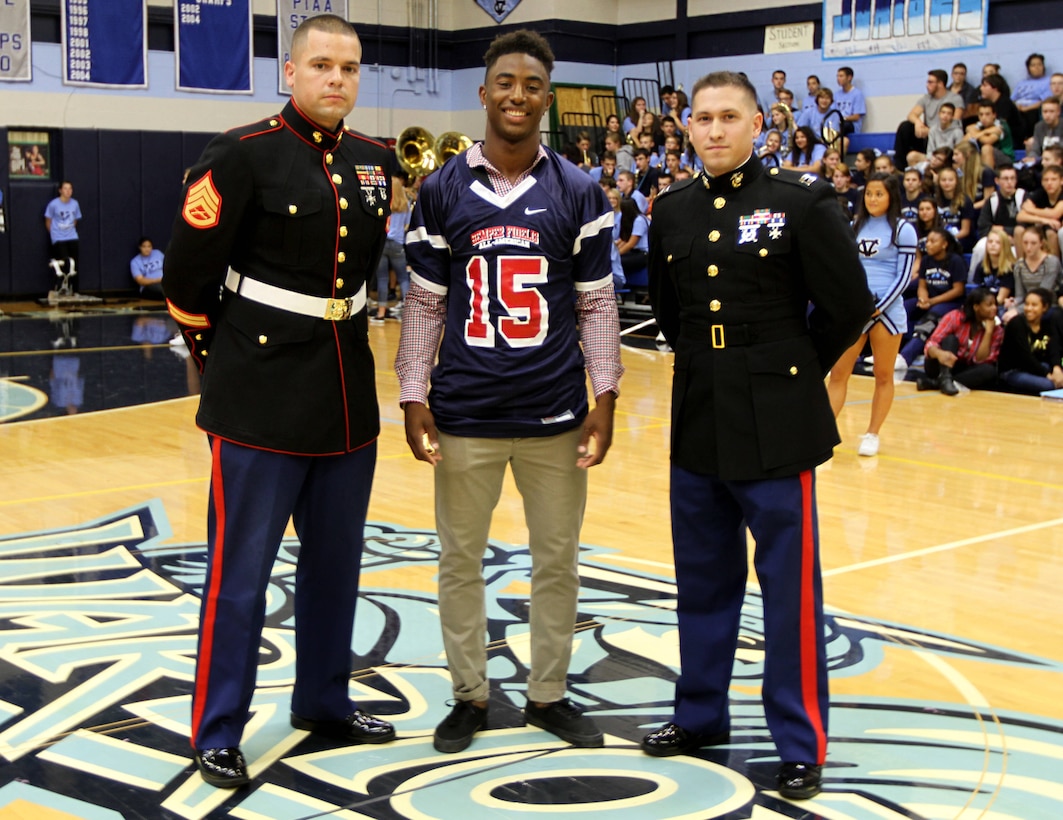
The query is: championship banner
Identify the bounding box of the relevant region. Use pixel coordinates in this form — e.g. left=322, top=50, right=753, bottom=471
left=0, top=0, right=31, bottom=82
left=277, top=0, right=348, bottom=95
left=177, top=0, right=252, bottom=93
left=62, top=0, right=146, bottom=88
left=823, top=0, right=988, bottom=60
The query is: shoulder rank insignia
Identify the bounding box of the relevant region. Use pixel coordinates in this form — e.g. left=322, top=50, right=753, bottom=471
left=660, top=177, right=698, bottom=198
left=182, top=171, right=222, bottom=230
left=799, top=172, right=818, bottom=186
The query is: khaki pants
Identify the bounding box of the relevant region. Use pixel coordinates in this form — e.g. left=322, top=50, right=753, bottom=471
left=434, top=428, right=587, bottom=704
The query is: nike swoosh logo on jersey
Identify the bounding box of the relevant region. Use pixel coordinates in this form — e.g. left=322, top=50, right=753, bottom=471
left=524, top=207, right=547, bottom=215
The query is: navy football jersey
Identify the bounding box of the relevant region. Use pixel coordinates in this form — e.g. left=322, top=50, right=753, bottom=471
left=406, top=147, right=613, bottom=437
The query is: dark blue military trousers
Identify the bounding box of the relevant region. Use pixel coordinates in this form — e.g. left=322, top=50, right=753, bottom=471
left=670, top=465, right=829, bottom=765
left=191, top=436, right=376, bottom=751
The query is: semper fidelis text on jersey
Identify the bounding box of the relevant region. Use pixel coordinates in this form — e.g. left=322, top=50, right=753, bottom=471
left=163, top=100, right=391, bottom=455
left=648, top=155, right=874, bottom=481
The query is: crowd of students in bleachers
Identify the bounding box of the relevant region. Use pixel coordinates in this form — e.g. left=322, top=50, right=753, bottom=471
left=560, top=56, right=1063, bottom=402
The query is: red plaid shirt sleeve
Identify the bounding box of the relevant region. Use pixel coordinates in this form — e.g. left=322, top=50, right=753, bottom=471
left=576, top=286, right=624, bottom=398
left=395, top=282, right=446, bottom=406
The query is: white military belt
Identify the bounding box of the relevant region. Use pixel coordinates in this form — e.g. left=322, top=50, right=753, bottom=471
left=224, top=269, right=365, bottom=321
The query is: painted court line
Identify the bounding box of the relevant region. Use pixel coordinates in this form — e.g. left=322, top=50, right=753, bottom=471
left=824, top=516, right=1063, bottom=577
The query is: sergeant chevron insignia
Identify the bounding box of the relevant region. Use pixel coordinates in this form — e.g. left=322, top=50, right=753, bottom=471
left=182, top=171, right=222, bottom=229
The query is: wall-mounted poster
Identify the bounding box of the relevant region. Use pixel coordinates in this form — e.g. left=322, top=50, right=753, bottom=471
left=823, top=0, right=988, bottom=60
left=9, top=132, right=51, bottom=180
left=475, top=0, right=522, bottom=24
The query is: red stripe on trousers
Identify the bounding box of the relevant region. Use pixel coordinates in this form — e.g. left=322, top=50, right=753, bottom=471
left=189, top=438, right=228, bottom=748
left=799, top=469, right=827, bottom=764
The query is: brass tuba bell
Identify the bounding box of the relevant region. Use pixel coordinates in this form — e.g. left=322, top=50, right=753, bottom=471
left=395, top=127, right=472, bottom=178
left=435, top=131, right=474, bottom=165
left=396, top=126, right=438, bottom=178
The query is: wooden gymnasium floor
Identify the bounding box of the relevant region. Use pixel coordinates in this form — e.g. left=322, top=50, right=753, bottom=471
left=0, top=302, right=1061, bottom=820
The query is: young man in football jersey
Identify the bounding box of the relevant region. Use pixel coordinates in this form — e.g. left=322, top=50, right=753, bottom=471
left=396, top=29, right=622, bottom=754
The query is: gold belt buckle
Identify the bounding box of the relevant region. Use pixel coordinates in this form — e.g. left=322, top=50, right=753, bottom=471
left=324, top=297, right=352, bottom=321
left=711, top=324, right=725, bottom=349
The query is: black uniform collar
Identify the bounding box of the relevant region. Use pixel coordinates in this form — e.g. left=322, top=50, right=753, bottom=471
left=280, top=99, right=343, bottom=151
left=698, top=152, right=762, bottom=192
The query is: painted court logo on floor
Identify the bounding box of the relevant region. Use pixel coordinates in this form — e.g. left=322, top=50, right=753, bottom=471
left=0, top=502, right=1060, bottom=819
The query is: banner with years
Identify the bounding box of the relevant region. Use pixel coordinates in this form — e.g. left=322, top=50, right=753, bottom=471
left=177, top=0, right=253, bottom=93
left=62, top=0, right=146, bottom=88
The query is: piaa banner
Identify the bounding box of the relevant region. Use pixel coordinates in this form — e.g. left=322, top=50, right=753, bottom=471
left=0, top=0, right=31, bottom=82
left=277, top=1, right=349, bottom=95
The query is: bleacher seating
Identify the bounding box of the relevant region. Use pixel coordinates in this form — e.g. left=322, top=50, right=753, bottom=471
left=845, top=131, right=1025, bottom=162
left=847, top=132, right=894, bottom=156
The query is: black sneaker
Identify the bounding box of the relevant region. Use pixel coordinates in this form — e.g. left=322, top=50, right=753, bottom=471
left=434, top=701, right=488, bottom=753
left=524, top=698, right=603, bottom=747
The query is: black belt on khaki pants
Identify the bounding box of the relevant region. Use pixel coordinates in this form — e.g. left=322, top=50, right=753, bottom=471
left=683, top=319, right=808, bottom=349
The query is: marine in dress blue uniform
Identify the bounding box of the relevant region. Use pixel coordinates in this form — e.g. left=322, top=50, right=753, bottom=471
left=162, top=16, right=395, bottom=789
left=641, top=72, right=873, bottom=800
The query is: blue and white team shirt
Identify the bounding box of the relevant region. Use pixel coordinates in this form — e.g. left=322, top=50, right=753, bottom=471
left=130, top=248, right=165, bottom=285
left=405, top=147, right=614, bottom=438
left=856, top=216, right=918, bottom=334
left=834, top=87, right=867, bottom=133
left=386, top=206, right=411, bottom=244
left=796, top=107, right=827, bottom=134
left=44, top=197, right=82, bottom=243
left=937, top=196, right=976, bottom=251
left=921, top=252, right=968, bottom=300
left=613, top=211, right=649, bottom=253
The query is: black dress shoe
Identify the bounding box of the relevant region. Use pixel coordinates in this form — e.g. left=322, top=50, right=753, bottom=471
left=640, top=722, right=730, bottom=757
left=777, top=761, right=823, bottom=799
left=916, top=376, right=937, bottom=391
left=290, top=709, right=396, bottom=744
left=194, top=747, right=250, bottom=788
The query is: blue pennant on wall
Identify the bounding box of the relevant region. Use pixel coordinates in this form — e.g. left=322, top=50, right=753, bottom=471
left=475, top=0, right=521, bottom=24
